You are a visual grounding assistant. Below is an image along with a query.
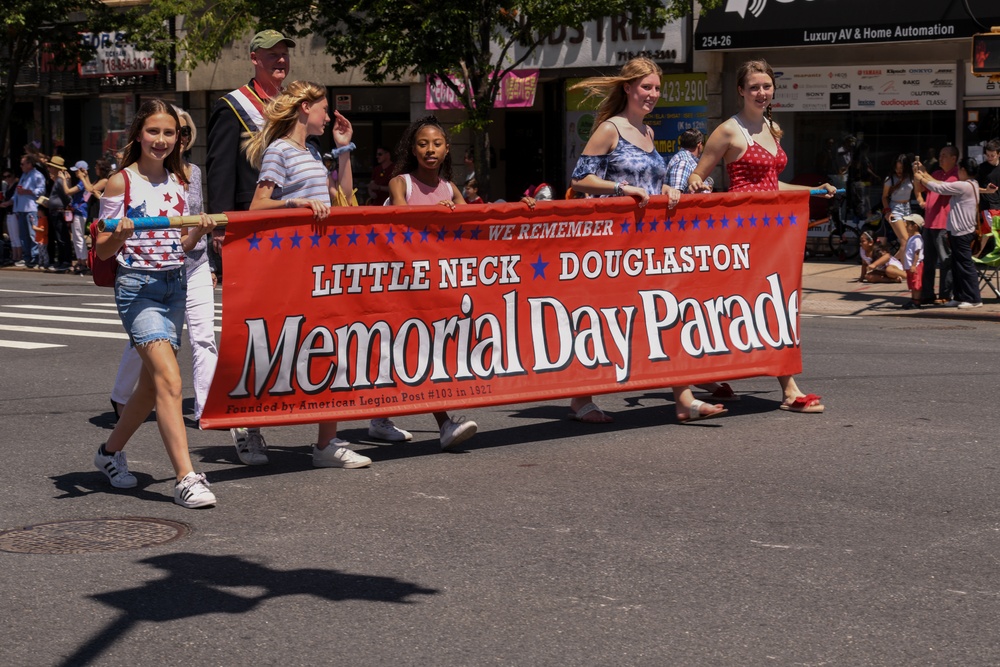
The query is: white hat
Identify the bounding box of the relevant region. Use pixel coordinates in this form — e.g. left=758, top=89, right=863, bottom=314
left=72, top=160, right=88, bottom=171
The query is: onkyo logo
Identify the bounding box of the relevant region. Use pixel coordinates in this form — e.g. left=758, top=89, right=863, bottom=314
left=724, top=0, right=815, bottom=19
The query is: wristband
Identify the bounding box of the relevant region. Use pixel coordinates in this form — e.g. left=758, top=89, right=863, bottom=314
left=614, top=181, right=626, bottom=197
left=331, top=142, right=356, bottom=158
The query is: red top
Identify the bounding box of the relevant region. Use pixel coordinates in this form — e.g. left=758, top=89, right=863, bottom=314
left=727, top=141, right=788, bottom=192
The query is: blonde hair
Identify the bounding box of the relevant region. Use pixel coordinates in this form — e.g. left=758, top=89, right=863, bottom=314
left=735, top=59, right=783, bottom=140
left=568, top=58, right=662, bottom=127
left=243, top=80, right=327, bottom=169
left=172, top=105, right=197, bottom=147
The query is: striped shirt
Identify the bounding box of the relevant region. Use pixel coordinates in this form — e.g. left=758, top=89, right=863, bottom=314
left=100, top=168, right=188, bottom=270
left=258, top=138, right=331, bottom=204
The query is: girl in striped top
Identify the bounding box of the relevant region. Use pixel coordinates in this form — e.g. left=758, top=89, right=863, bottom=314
left=244, top=80, right=373, bottom=470
left=93, top=99, right=218, bottom=508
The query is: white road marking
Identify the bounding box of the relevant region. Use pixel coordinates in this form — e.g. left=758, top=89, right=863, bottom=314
left=0, top=312, right=122, bottom=325
left=0, top=324, right=129, bottom=340
left=0, top=340, right=65, bottom=349
left=6, top=304, right=119, bottom=315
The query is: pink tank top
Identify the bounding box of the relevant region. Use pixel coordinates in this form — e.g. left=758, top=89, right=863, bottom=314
left=726, top=117, right=788, bottom=193
left=402, top=173, right=454, bottom=205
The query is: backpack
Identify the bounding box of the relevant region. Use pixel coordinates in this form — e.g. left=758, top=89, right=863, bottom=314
left=89, top=170, right=130, bottom=287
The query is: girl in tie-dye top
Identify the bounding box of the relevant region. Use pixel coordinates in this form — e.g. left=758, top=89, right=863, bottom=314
left=566, top=57, right=724, bottom=425
left=687, top=59, right=836, bottom=415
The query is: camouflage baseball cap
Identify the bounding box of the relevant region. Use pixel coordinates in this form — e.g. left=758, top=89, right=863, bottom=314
left=249, top=29, right=295, bottom=53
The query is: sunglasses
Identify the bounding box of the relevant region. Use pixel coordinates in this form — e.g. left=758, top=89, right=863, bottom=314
left=179, top=126, right=192, bottom=138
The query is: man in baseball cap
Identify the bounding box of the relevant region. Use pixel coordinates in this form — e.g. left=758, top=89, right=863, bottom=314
left=249, top=29, right=296, bottom=53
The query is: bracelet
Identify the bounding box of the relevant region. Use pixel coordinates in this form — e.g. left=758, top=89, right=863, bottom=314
left=613, top=181, right=626, bottom=197
left=331, top=142, right=356, bottom=158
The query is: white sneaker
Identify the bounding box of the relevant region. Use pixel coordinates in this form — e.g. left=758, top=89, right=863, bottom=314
left=368, top=417, right=413, bottom=442
left=93, top=446, right=138, bottom=489
left=174, top=472, right=216, bottom=508
left=231, top=427, right=268, bottom=465
left=957, top=301, right=983, bottom=309
left=440, top=416, right=477, bottom=451
left=313, top=438, right=372, bottom=468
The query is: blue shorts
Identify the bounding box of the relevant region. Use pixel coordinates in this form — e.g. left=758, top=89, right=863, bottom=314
left=115, top=266, right=187, bottom=349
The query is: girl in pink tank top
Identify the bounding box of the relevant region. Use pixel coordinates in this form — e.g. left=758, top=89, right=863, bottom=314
left=382, top=116, right=479, bottom=450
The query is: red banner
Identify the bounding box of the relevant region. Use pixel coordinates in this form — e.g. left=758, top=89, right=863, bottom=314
left=200, top=192, right=809, bottom=429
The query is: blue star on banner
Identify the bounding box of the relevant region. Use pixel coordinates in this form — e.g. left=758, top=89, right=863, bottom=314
left=327, top=230, right=341, bottom=246
left=366, top=229, right=379, bottom=244
left=530, top=254, right=549, bottom=279
left=691, top=215, right=701, bottom=230
left=436, top=228, right=448, bottom=242
left=289, top=231, right=303, bottom=248
left=736, top=215, right=744, bottom=228
left=649, top=218, right=659, bottom=232
left=403, top=229, right=414, bottom=243
left=775, top=213, right=784, bottom=226
left=706, top=215, right=715, bottom=229
left=748, top=215, right=758, bottom=228
left=469, top=227, right=482, bottom=240
left=620, top=220, right=631, bottom=234
left=678, top=217, right=687, bottom=231
left=420, top=227, right=431, bottom=243
left=309, top=232, right=322, bottom=247
left=268, top=231, right=282, bottom=249
left=347, top=229, right=360, bottom=245
left=385, top=228, right=397, bottom=244
left=453, top=227, right=465, bottom=240
left=789, top=213, right=798, bottom=226
left=720, top=215, right=730, bottom=229
left=664, top=218, right=673, bottom=231
left=635, top=220, right=645, bottom=232
left=248, top=233, right=262, bottom=250
left=762, top=214, right=771, bottom=227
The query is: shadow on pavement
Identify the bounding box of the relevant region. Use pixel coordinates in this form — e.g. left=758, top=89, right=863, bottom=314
left=59, top=553, right=438, bottom=667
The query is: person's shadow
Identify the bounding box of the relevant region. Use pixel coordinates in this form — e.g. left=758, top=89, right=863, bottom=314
left=59, top=552, right=438, bottom=666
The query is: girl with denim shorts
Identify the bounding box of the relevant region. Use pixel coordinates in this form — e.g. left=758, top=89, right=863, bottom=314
left=93, top=99, right=218, bottom=508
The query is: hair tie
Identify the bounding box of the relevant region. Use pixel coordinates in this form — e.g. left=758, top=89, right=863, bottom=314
left=331, top=142, right=356, bottom=158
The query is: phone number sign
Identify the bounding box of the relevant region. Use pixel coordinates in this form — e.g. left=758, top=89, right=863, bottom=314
left=79, top=32, right=157, bottom=78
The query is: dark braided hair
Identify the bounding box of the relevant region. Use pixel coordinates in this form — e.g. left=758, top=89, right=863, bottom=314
left=392, top=115, right=454, bottom=182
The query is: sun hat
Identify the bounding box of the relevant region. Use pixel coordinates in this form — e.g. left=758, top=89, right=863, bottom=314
left=45, top=155, right=68, bottom=171
left=249, top=30, right=296, bottom=53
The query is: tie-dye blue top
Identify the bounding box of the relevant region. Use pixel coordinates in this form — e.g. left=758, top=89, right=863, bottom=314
left=571, top=125, right=668, bottom=195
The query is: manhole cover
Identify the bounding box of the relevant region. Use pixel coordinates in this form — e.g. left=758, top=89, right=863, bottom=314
left=0, top=517, right=189, bottom=554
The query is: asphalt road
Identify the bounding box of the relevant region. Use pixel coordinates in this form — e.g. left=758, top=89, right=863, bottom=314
left=1, top=269, right=998, bottom=666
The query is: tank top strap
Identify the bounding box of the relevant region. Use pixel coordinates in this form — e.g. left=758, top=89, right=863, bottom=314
left=731, top=115, right=755, bottom=146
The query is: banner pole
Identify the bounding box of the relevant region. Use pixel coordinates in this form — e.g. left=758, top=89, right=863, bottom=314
left=98, top=213, right=231, bottom=233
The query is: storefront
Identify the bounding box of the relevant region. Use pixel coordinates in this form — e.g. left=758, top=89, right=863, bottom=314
left=694, top=0, right=1000, bottom=184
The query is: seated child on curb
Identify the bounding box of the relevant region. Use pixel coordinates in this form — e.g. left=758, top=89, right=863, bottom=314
left=859, top=231, right=905, bottom=283
left=900, top=214, right=925, bottom=309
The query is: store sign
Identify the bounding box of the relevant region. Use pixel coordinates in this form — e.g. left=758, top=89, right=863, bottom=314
left=79, top=32, right=156, bottom=78
left=696, top=0, right=999, bottom=50
left=771, top=64, right=956, bottom=112
left=499, top=14, right=687, bottom=68
left=426, top=70, right=539, bottom=110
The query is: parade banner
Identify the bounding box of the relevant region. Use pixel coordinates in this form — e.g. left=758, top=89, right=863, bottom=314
left=200, top=193, right=809, bottom=429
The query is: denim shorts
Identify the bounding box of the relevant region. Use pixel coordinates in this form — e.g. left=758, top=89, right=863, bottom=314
left=116, top=266, right=187, bottom=348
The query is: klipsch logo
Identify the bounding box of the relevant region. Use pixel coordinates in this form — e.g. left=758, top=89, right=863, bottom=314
left=724, top=0, right=815, bottom=19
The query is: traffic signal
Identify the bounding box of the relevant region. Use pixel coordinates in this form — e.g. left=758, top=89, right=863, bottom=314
left=972, top=32, right=1000, bottom=74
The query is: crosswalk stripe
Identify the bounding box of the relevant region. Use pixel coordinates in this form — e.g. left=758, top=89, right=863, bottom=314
left=0, top=288, right=95, bottom=297
left=6, top=305, right=120, bottom=315
left=0, top=340, right=65, bottom=349
left=0, top=312, right=123, bottom=325
left=0, top=324, right=129, bottom=340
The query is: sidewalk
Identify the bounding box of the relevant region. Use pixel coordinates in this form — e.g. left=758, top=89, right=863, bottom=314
left=801, top=258, right=999, bottom=321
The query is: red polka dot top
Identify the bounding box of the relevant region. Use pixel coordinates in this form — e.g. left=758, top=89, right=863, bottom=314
left=726, top=116, right=787, bottom=193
